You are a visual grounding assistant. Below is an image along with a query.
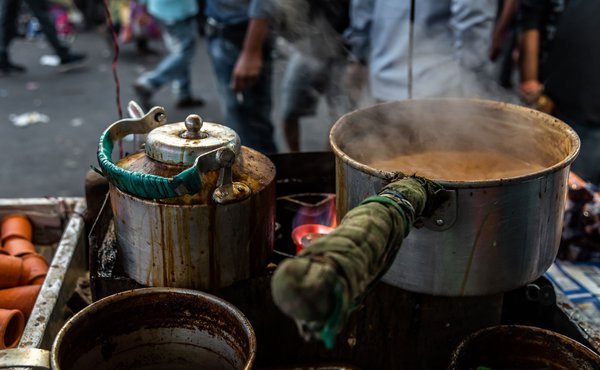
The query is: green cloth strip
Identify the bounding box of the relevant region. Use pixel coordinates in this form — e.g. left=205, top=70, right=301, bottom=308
left=271, top=176, right=441, bottom=348
left=97, top=120, right=202, bottom=199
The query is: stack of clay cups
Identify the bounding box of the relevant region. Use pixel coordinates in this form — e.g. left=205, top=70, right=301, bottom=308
left=0, top=214, right=47, bottom=349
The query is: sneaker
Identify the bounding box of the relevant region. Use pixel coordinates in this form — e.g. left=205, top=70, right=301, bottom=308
left=176, top=97, right=205, bottom=109
left=0, top=60, right=26, bottom=75
left=58, top=52, right=86, bottom=72
left=133, top=82, right=154, bottom=111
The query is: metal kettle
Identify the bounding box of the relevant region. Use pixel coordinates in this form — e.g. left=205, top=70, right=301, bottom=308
left=97, top=104, right=275, bottom=290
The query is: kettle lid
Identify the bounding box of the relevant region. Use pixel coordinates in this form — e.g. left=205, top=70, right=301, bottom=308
left=145, top=114, right=241, bottom=166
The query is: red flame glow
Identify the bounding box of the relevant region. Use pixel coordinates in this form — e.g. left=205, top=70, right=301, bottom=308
left=291, top=194, right=337, bottom=253
left=291, top=194, right=337, bottom=229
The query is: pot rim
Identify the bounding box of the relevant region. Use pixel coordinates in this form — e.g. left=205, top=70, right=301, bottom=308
left=448, top=324, right=600, bottom=368
left=329, top=98, right=581, bottom=188
left=51, top=287, right=257, bottom=370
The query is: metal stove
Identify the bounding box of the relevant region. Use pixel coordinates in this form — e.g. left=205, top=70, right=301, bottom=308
left=89, top=152, right=600, bottom=369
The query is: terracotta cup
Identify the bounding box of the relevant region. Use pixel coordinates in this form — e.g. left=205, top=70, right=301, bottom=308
left=2, top=238, right=37, bottom=257
left=0, top=308, right=25, bottom=349
left=1, top=214, right=32, bottom=244
left=29, top=276, right=45, bottom=285
left=0, top=255, right=24, bottom=289
left=0, top=285, right=42, bottom=319
left=20, top=254, right=49, bottom=285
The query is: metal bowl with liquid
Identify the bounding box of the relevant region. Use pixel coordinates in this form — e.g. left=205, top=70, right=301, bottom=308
left=0, top=288, right=256, bottom=370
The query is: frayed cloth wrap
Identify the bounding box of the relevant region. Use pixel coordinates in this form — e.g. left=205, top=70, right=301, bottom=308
left=98, top=131, right=201, bottom=199
left=271, top=176, right=440, bottom=348
left=97, top=109, right=202, bottom=199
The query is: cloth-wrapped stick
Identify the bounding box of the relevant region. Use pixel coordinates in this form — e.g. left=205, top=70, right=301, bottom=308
left=271, top=176, right=441, bottom=349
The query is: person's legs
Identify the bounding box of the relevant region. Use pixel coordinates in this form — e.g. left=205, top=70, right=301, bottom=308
left=22, top=0, right=69, bottom=57
left=207, top=36, right=276, bottom=153
left=137, top=18, right=200, bottom=106
left=323, top=57, right=352, bottom=121
left=280, top=51, right=323, bottom=152
left=22, top=0, right=85, bottom=67
left=0, top=0, right=25, bottom=73
left=236, top=42, right=276, bottom=153
left=207, top=36, right=239, bottom=126
left=561, top=117, right=600, bottom=184
left=283, top=117, right=300, bottom=152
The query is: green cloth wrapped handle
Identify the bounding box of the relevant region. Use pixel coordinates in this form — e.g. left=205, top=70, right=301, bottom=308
left=271, top=176, right=441, bottom=349
left=97, top=107, right=201, bottom=199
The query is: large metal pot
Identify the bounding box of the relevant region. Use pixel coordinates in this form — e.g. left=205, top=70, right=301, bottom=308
left=330, top=99, right=579, bottom=296
left=0, top=288, right=256, bottom=370
left=98, top=105, right=275, bottom=290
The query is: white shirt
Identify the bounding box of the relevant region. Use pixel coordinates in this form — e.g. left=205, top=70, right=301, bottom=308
left=345, top=0, right=497, bottom=101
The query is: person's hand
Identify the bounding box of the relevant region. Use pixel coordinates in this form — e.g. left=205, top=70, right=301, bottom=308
left=489, top=29, right=504, bottom=61
left=519, top=80, right=543, bottom=104
left=230, top=51, right=262, bottom=92
left=519, top=80, right=554, bottom=114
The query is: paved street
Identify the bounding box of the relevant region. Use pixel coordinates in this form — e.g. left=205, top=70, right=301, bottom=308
left=0, top=30, right=332, bottom=197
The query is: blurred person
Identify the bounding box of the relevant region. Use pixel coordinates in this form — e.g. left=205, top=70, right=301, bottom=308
left=133, top=0, right=204, bottom=110
left=204, top=0, right=277, bottom=153
left=73, top=0, right=106, bottom=30
left=0, top=0, right=86, bottom=74
left=489, top=0, right=518, bottom=88
left=344, top=0, right=497, bottom=102
left=114, top=0, right=161, bottom=55
left=276, top=0, right=353, bottom=152
left=280, top=51, right=351, bottom=151
left=517, top=0, right=566, bottom=112
left=540, top=0, right=600, bottom=183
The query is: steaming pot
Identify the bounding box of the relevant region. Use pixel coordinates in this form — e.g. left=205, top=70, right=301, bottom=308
left=97, top=106, right=275, bottom=290
left=330, top=99, right=579, bottom=296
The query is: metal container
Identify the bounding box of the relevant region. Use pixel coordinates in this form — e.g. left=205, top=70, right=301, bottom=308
left=100, top=106, right=275, bottom=290
left=330, top=99, right=579, bottom=296
left=447, top=325, right=600, bottom=370
left=0, top=288, right=256, bottom=370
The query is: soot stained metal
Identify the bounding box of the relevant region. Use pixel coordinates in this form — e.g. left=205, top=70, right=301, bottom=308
left=98, top=102, right=276, bottom=290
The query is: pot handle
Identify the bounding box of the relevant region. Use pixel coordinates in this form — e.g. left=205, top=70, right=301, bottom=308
left=97, top=105, right=241, bottom=200
left=0, top=348, right=51, bottom=369
left=271, top=176, right=442, bottom=349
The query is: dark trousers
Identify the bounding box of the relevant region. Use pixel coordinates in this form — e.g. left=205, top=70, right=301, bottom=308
left=0, top=0, right=69, bottom=61
left=207, top=35, right=277, bottom=153
left=559, top=116, right=600, bottom=185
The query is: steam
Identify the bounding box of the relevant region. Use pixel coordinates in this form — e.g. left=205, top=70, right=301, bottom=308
left=273, top=0, right=356, bottom=123
left=272, top=0, right=517, bottom=119
left=274, top=0, right=346, bottom=59
left=332, top=99, right=575, bottom=180
left=271, top=0, right=571, bottom=174
left=396, top=23, right=517, bottom=103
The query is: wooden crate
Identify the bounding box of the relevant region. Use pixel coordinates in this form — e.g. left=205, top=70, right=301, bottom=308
left=0, top=197, right=87, bottom=349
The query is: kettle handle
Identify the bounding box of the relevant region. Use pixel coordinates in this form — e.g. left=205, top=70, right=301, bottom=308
left=98, top=107, right=235, bottom=199
left=0, top=348, right=51, bottom=369
left=98, top=106, right=242, bottom=200
left=97, top=105, right=194, bottom=199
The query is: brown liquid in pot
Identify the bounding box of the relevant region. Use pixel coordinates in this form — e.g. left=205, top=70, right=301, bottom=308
left=369, top=150, right=546, bottom=181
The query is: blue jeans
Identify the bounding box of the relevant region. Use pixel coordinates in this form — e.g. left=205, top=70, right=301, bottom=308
left=139, top=17, right=196, bottom=100
left=207, top=36, right=277, bottom=153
